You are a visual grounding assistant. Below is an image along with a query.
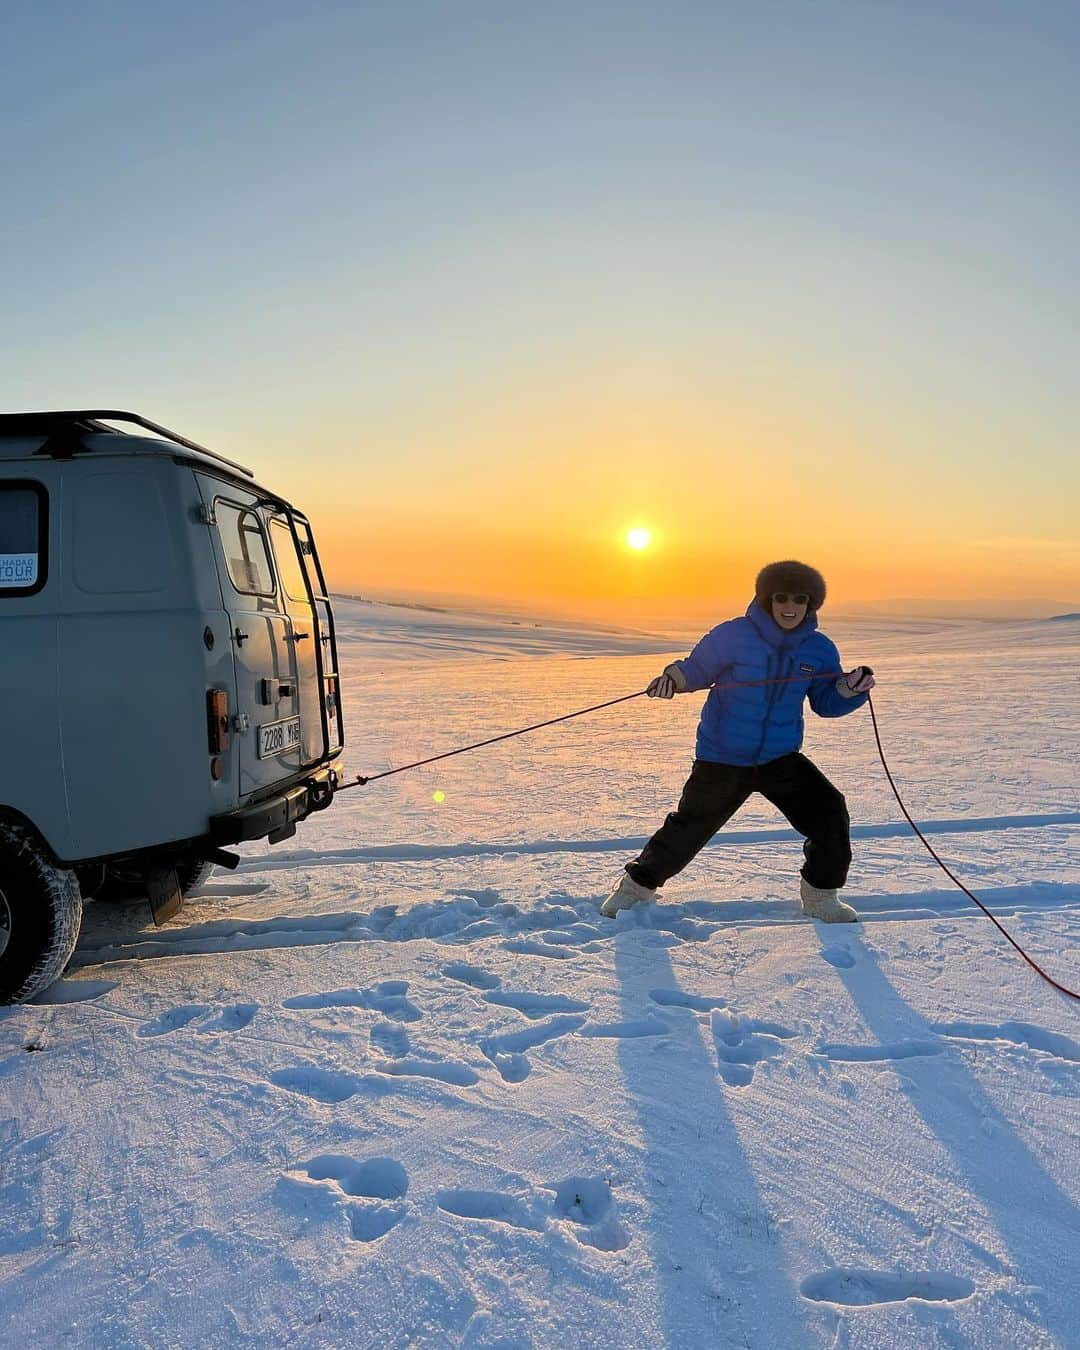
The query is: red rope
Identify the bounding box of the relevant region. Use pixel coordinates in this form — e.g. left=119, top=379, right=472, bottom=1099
left=866, top=693, right=1078, bottom=1002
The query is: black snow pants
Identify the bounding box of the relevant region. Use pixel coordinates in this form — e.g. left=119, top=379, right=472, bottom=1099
left=626, top=753, right=851, bottom=891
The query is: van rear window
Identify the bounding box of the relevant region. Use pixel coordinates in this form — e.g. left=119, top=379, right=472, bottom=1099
left=216, top=500, right=275, bottom=596
left=269, top=518, right=310, bottom=603
left=0, top=482, right=46, bottom=595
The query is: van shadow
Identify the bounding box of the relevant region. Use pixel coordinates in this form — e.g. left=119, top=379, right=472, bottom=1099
left=814, top=929, right=1079, bottom=1338
left=611, top=925, right=809, bottom=1348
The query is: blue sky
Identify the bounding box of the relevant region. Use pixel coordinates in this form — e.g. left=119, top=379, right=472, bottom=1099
left=3, top=1, right=1078, bottom=616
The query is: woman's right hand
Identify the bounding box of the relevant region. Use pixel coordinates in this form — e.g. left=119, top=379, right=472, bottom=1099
left=647, top=673, right=678, bottom=699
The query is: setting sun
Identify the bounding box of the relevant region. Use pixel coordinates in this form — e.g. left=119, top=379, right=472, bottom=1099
left=626, top=527, right=652, bottom=551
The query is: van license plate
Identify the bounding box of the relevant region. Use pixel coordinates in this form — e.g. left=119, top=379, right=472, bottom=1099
left=258, top=717, right=301, bottom=759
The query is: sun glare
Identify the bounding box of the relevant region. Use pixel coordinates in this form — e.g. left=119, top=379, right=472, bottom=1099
left=626, top=527, right=652, bottom=551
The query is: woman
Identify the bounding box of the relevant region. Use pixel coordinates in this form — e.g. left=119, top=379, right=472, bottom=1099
left=602, top=560, right=874, bottom=922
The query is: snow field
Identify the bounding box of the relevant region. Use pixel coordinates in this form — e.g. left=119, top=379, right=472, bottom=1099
left=1, top=600, right=1077, bottom=1348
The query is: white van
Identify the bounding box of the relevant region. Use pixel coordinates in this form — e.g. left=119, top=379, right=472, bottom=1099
left=0, top=411, right=344, bottom=1002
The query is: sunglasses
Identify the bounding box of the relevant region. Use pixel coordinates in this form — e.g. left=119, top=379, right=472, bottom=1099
left=771, top=592, right=809, bottom=605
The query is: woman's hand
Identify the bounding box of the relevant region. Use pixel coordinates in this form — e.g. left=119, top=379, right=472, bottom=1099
left=646, top=673, right=678, bottom=699
left=838, top=665, right=875, bottom=696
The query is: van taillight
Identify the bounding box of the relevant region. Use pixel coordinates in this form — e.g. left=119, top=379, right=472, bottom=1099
left=207, top=689, right=230, bottom=754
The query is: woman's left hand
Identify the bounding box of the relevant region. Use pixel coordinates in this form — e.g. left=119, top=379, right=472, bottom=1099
left=842, top=665, right=875, bottom=694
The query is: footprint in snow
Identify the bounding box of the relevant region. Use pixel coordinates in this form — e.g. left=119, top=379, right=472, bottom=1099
left=371, top=1057, right=479, bottom=1087
left=819, top=945, right=856, bottom=970
left=137, top=1005, right=212, bottom=1038
left=442, top=962, right=502, bottom=991
left=437, top=1176, right=629, bottom=1251
left=276, top=1155, right=409, bottom=1244
left=712, top=1011, right=796, bottom=1087
left=283, top=981, right=422, bottom=1022
left=482, top=990, right=591, bottom=1020
left=649, top=988, right=728, bottom=1013
left=271, top=1053, right=479, bottom=1096
left=932, top=1020, right=1080, bottom=1063
left=800, top=1268, right=975, bottom=1307
left=137, top=1003, right=259, bottom=1037
left=270, top=1066, right=359, bottom=1103
left=479, top=1015, right=586, bottom=1083
left=197, top=1003, right=258, bottom=1033
left=547, top=1177, right=630, bottom=1252
left=816, top=1039, right=943, bottom=1064
left=370, top=1021, right=410, bottom=1058
left=437, top=1188, right=543, bottom=1232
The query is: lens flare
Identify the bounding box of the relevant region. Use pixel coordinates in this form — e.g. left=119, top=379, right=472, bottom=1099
left=432, top=790, right=445, bottom=803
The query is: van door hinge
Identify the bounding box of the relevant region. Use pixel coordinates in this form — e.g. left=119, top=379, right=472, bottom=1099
left=198, top=504, right=217, bottom=526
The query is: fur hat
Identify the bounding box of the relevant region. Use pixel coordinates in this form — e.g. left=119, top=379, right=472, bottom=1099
left=755, top=560, right=827, bottom=612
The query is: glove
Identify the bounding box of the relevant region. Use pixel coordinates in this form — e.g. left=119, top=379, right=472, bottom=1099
left=647, top=673, right=678, bottom=699
left=836, top=665, right=875, bottom=698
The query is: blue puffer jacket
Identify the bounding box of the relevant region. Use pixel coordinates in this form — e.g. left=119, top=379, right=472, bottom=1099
left=671, top=602, right=868, bottom=766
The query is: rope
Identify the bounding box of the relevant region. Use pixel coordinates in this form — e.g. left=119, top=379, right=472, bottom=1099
left=865, top=693, right=1078, bottom=1002
left=337, top=672, right=844, bottom=788
left=339, top=671, right=1078, bottom=1000
left=339, top=689, right=648, bottom=788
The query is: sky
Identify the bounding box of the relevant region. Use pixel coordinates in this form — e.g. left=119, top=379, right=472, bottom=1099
left=3, top=1, right=1078, bottom=624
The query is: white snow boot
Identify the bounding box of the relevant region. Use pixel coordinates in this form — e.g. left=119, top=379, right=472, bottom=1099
left=601, top=873, right=656, bottom=918
left=800, top=877, right=858, bottom=923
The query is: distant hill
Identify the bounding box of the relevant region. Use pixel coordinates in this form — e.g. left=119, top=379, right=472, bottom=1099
left=1047, top=612, right=1080, bottom=623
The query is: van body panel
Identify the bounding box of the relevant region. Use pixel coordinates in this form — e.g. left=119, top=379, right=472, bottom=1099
left=51, top=458, right=237, bottom=858
left=58, top=612, right=236, bottom=858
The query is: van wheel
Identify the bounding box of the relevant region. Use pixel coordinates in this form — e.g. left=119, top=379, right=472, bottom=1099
left=93, top=859, right=216, bottom=904
left=177, top=859, right=215, bottom=895
left=0, top=823, right=84, bottom=1005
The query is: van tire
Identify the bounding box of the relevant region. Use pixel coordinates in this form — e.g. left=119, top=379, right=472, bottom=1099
left=93, top=858, right=215, bottom=904
left=0, top=823, right=84, bottom=1005
left=177, top=859, right=215, bottom=895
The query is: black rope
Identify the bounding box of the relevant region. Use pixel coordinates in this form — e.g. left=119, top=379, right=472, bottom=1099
left=340, top=689, right=649, bottom=787
left=338, top=672, right=843, bottom=788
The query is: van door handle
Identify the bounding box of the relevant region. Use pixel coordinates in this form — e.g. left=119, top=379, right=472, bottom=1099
left=290, top=632, right=310, bottom=642
left=234, top=628, right=249, bottom=646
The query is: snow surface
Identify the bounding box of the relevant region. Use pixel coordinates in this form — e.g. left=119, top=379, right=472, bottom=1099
left=2, top=597, right=1078, bottom=1348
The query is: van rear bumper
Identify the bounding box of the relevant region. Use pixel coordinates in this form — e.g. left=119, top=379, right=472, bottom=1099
left=209, top=766, right=338, bottom=845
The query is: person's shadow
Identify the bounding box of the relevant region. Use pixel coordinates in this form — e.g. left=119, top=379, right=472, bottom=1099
left=612, top=921, right=810, bottom=1347
left=811, top=925, right=1079, bottom=1340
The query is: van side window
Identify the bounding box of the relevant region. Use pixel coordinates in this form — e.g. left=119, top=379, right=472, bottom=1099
left=0, top=482, right=47, bottom=595
left=269, top=518, right=310, bottom=603
left=216, top=501, right=275, bottom=596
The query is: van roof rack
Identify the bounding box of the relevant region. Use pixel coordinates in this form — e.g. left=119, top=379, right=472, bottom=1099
left=0, top=409, right=254, bottom=479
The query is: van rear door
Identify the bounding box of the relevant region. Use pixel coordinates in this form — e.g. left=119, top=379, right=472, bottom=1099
left=266, top=511, right=342, bottom=764
left=195, top=477, right=301, bottom=797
